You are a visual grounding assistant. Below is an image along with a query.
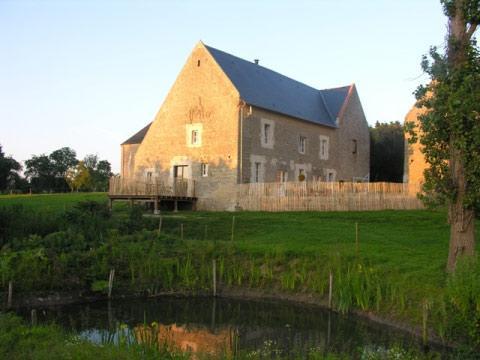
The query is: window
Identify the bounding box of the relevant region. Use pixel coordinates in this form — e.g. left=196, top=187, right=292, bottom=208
left=260, top=119, right=274, bottom=149
left=352, top=139, right=358, bottom=154
left=264, top=124, right=270, bottom=144
left=298, top=136, right=307, bottom=154
left=319, top=135, right=329, bottom=160
left=276, top=170, right=288, bottom=183
left=254, top=162, right=261, bottom=183
left=191, top=130, right=199, bottom=145
left=201, top=163, right=208, bottom=177
left=146, top=171, right=153, bottom=182
left=186, top=123, right=202, bottom=147
left=174, top=165, right=188, bottom=179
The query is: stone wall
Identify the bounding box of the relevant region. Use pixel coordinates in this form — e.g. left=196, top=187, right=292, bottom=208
left=121, top=143, right=140, bottom=180
left=240, top=86, right=369, bottom=185
left=130, top=42, right=241, bottom=210
left=404, top=104, right=428, bottom=187
left=336, top=85, right=370, bottom=181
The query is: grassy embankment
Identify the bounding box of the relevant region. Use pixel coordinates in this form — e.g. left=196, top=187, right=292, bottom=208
left=0, top=193, right=479, bottom=354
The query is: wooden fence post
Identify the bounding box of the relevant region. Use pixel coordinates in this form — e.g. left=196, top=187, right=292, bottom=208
left=7, top=281, right=12, bottom=308
left=31, top=309, right=37, bottom=326
left=328, top=272, right=333, bottom=309
left=422, top=299, right=429, bottom=348
left=355, top=222, right=359, bottom=256
left=108, top=269, right=115, bottom=299
left=158, top=216, right=163, bottom=235
left=212, top=259, right=217, bottom=297
left=231, top=216, right=236, bottom=242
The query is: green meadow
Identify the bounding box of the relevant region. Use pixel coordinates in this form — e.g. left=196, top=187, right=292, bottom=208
left=0, top=193, right=479, bottom=354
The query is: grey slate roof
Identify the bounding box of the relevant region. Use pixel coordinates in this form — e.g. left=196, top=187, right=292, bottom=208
left=205, top=45, right=351, bottom=128
left=122, top=122, right=152, bottom=145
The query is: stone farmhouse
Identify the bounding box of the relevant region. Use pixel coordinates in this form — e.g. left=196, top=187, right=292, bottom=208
left=119, top=42, right=370, bottom=210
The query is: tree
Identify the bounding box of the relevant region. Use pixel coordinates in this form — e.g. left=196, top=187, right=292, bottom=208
left=83, top=154, right=112, bottom=191
left=0, top=145, right=22, bottom=192
left=407, top=0, right=479, bottom=271
left=25, top=147, right=78, bottom=192
left=369, top=122, right=405, bottom=182
left=24, top=154, right=55, bottom=192
left=65, top=161, right=92, bottom=192
left=49, top=147, right=77, bottom=179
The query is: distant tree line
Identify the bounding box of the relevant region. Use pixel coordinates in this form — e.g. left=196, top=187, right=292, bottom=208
left=369, top=121, right=405, bottom=183
left=0, top=145, right=112, bottom=194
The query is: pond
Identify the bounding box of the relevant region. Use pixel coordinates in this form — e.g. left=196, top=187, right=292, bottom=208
left=19, top=296, right=449, bottom=358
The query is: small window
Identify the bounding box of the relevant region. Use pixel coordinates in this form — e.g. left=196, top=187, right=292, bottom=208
left=186, top=123, right=202, bottom=147
left=264, top=124, right=271, bottom=144
left=260, top=119, right=274, bottom=149
left=146, top=171, right=152, bottom=182
left=352, top=139, right=358, bottom=154
left=191, top=130, right=199, bottom=145
left=319, top=135, right=329, bottom=160
left=298, top=136, right=307, bottom=154
left=276, top=170, right=288, bottom=183
left=201, top=163, right=208, bottom=177
left=254, top=162, right=261, bottom=183
left=197, top=60, right=201, bottom=67
left=328, top=172, right=335, bottom=182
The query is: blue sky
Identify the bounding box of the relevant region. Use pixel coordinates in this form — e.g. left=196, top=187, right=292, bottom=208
left=0, top=0, right=446, bottom=172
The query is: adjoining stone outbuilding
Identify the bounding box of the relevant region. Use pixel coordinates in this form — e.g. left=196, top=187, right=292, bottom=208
left=403, top=102, right=428, bottom=188
left=120, top=42, right=370, bottom=210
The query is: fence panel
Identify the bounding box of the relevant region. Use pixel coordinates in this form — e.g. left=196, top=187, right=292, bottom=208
left=236, top=181, right=422, bottom=212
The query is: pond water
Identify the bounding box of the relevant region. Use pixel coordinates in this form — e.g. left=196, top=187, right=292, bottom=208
left=19, top=296, right=449, bottom=358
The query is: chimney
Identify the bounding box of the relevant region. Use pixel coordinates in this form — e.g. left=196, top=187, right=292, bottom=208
left=254, top=59, right=259, bottom=65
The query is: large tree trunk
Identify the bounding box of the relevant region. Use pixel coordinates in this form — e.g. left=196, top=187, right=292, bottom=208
left=447, top=202, right=476, bottom=272
left=447, top=145, right=476, bottom=272
left=445, top=0, right=477, bottom=272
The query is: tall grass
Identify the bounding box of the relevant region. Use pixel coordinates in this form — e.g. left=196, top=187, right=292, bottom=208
left=0, top=200, right=479, bottom=351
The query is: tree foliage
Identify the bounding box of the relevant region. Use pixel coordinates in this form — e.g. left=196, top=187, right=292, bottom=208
left=369, top=122, right=405, bottom=182
left=406, top=0, right=479, bottom=271
left=24, top=148, right=111, bottom=193
left=0, top=145, right=22, bottom=192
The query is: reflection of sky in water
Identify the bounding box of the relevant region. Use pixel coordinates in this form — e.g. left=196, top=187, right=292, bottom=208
left=17, top=297, right=450, bottom=358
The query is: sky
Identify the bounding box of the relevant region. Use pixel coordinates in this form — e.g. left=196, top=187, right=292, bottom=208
left=0, top=0, right=447, bottom=173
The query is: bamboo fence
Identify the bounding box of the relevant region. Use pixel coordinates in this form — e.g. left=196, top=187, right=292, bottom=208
left=236, top=181, right=423, bottom=212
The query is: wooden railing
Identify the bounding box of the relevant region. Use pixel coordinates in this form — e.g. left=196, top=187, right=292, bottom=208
left=236, top=181, right=423, bottom=212
left=109, top=177, right=196, bottom=198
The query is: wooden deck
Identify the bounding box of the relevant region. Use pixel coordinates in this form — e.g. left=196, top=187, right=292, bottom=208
left=108, top=177, right=197, bottom=212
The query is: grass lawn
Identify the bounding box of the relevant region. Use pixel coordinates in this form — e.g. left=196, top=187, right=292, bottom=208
left=157, top=210, right=462, bottom=290
left=1, top=193, right=479, bottom=348
left=0, top=192, right=108, bottom=212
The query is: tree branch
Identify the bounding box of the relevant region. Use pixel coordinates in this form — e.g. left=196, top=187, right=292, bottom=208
left=466, top=22, right=478, bottom=39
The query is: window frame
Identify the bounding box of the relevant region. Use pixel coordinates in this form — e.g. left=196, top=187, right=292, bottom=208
left=319, top=135, right=329, bottom=160
left=260, top=119, right=274, bottom=149
left=201, top=163, right=209, bottom=177
left=298, top=135, right=307, bottom=154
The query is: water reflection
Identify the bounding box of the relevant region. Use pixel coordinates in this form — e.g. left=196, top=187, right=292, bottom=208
left=19, top=296, right=448, bottom=358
